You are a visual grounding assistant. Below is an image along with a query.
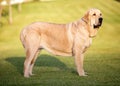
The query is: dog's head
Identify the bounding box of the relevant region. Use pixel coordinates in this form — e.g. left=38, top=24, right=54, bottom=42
left=82, top=8, right=103, bottom=37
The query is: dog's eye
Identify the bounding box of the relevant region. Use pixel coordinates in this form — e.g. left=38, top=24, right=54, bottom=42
left=93, top=13, right=96, bottom=16
left=100, top=13, right=102, bottom=16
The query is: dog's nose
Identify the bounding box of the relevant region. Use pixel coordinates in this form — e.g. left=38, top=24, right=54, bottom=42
left=99, top=17, right=103, bottom=23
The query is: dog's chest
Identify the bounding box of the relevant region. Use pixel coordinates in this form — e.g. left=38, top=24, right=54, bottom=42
left=84, top=38, right=92, bottom=48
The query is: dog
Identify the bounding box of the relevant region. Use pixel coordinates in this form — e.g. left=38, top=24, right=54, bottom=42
left=20, top=8, right=103, bottom=78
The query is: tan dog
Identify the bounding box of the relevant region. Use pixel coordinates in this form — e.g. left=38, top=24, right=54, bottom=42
left=20, top=8, right=103, bottom=78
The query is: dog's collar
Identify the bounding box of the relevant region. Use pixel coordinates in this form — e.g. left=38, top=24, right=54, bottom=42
left=81, top=18, right=88, bottom=24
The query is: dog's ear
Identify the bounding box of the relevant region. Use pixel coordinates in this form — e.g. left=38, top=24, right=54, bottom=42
left=82, top=11, right=89, bottom=23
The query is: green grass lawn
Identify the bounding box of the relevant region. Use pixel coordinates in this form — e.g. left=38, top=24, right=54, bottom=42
left=0, top=0, right=120, bottom=86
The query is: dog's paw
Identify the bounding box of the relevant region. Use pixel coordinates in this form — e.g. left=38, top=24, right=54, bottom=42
left=30, top=73, right=35, bottom=76
left=24, top=74, right=30, bottom=78
left=78, top=71, right=88, bottom=76
left=79, top=73, right=88, bottom=76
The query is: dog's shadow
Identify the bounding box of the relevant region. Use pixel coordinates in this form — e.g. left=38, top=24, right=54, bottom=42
left=6, top=54, right=68, bottom=75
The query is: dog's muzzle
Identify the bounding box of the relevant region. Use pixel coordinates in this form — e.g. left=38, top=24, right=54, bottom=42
left=94, top=17, right=103, bottom=29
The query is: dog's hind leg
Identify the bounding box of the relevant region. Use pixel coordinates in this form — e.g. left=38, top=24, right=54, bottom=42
left=24, top=33, right=40, bottom=78
left=29, top=50, right=40, bottom=76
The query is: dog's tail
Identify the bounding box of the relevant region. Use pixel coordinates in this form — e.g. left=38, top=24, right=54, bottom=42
left=20, top=27, right=27, bottom=48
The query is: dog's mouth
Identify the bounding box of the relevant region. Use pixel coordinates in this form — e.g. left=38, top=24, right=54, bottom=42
left=94, top=18, right=103, bottom=29
left=94, top=24, right=101, bottom=28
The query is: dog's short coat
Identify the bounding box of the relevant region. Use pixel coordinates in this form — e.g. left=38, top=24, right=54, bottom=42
left=20, top=8, right=103, bottom=78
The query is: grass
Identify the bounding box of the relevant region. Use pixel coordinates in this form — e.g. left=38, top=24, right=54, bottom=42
left=0, top=0, right=120, bottom=86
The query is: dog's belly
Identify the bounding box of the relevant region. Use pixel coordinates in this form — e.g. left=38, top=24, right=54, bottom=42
left=40, top=38, right=73, bottom=56
left=43, top=46, right=72, bottom=56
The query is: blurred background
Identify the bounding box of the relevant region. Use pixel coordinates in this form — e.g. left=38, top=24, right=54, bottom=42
left=0, top=0, right=120, bottom=86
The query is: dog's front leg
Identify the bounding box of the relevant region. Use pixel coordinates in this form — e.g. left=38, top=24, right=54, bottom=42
left=74, top=53, right=86, bottom=76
